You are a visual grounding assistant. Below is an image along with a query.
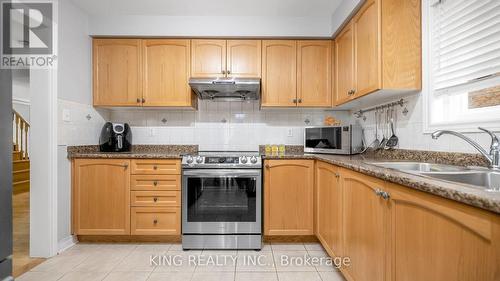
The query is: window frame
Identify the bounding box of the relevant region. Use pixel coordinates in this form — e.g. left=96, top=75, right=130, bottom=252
left=423, top=0, right=500, bottom=133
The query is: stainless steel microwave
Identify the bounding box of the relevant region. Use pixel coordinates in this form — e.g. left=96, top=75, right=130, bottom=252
left=304, top=125, right=363, bottom=155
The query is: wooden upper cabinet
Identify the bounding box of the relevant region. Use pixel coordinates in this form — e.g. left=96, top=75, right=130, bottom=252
left=142, top=39, right=193, bottom=107
left=316, top=162, right=342, bottom=257
left=387, top=183, right=500, bottom=281
left=191, top=39, right=226, bottom=78
left=297, top=40, right=332, bottom=107
left=335, top=22, right=355, bottom=105
left=264, top=159, right=314, bottom=235
left=341, top=168, right=388, bottom=281
left=261, top=40, right=297, bottom=107
left=72, top=159, right=131, bottom=235
left=333, top=0, right=421, bottom=106
left=93, top=39, right=142, bottom=106
left=226, top=40, right=262, bottom=78
left=353, top=0, right=381, bottom=97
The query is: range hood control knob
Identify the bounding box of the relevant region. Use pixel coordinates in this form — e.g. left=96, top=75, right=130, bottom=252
left=196, top=156, right=204, bottom=163
left=186, top=155, right=194, bottom=164
left=241, top=156, right=248, bottom=164
left=250, top=156, right=258, bottom=164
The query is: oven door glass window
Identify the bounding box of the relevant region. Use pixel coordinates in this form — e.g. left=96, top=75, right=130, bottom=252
left=186, top=177, right=257, bottom=222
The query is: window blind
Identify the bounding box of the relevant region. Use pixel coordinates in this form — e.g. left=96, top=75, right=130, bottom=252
left=431, top=0, right=500, bottom=92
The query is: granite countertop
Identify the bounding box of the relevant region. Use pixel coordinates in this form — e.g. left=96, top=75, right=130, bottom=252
left=67, top=145, right=198, bottom=159
left=67, top=144, right=500, bottom=214
left=263, top=149, right=500, bottom=215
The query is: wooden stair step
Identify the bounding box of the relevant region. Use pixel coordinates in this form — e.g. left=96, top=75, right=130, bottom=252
left=13, top=180, right=30, bottom=194
left=13, top=169, right=30, bottom=183
left=13, top=160, right=30, bottom=171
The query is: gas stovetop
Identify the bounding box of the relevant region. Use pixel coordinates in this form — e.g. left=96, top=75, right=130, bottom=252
left=181, top=151, right=262, bottom=169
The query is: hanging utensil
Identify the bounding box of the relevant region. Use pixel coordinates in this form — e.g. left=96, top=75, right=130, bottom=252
left=379, top=107, right=389, bottom=149
left=372, top=109, right=380, bottom=148
left=386, top=106, right=399, bottom=149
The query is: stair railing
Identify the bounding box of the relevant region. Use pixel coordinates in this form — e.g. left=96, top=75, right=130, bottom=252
left=13, top=109, right=29, bottom=160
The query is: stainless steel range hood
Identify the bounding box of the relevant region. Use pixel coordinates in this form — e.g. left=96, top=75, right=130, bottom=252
left=189, top=77, right=260, bottom=101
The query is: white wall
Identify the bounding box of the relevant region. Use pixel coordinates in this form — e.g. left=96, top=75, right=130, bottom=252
left=56, top=0, right=108, bottom=252
left=330, top=0, right=364, bottom=35
left=89, top=15, right=332, bottom=37
left=12, top=70, right=30, bottom=121
left=109, top=101, right=351, bottom=151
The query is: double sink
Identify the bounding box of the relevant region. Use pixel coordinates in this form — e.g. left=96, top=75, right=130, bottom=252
left=367, top=162, right=500, bottom=192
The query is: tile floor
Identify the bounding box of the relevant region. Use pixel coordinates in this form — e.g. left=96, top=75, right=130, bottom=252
left=17, top=242, right=346, bottom=281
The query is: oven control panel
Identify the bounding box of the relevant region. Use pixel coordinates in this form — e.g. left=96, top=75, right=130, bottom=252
left=182, top=154, right=262, bottom=168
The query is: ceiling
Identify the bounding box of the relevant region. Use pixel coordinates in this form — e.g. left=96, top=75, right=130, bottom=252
left=74, top=0, right=342, bottom=17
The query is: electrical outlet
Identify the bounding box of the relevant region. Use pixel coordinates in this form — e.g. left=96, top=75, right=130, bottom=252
left=287, top=128, right=293, bottom=137
left=62, top=109, right=71, bottom=122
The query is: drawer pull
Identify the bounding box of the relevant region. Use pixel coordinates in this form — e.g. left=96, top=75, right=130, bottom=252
left=153, top=181, right=158, bottom=186
left=153, top=219, right=158, bottom=224
left=153, top=197, right=158, bottom=202
left=153, top=165, right=158, bottom=170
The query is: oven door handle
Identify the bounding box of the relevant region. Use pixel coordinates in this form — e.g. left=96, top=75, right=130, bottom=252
left=183, top=169, right=261, bottom=177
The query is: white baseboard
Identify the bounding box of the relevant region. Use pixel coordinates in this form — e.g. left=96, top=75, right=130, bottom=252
left=57, top=235, right=77, bottom=254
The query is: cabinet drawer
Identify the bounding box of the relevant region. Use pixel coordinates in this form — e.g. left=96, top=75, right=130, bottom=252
left=131, top=191, right=181, bottom=207
left=131, top=175, right=180, bottom=191
left=131, top=159, right=181, bottom=175
left=131, top=207, right=180, bottom=235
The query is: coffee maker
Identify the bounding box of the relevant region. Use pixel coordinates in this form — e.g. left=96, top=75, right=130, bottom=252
left=99, top=122, right=132, bottom=152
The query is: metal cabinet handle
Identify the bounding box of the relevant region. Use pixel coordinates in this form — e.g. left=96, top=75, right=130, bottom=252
left=122, top=163, right=129, bottom=169
left=153, top=181, right=158, bottom=186
left=136, top=98, right=141, bottom=103
left=142, top=98, right=146, bottom=103
left=153, top=165, right=158, bottom=170
left=227, top=70, right=231, bottom=74
left=381, top=191, right=391, bottom=200
left=292, top=99, right=297, bottom=103
left=265, top=164, right=270, bottom=169
left=298, top=98, right=302, bottom=103
left=153, top=219, right=158, bottom=224
left=153, top=197, right=158, bottom=202
left=335, top=173, right=340, bottom=178
left=222, top=70, right=226, bottom=75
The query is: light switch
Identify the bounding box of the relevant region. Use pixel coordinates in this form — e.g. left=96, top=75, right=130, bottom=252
left=62, top=109, right=71, bottom=122
left=287, top=128, right=293, bottom=137
left=149, top=128, right=156, bottom=137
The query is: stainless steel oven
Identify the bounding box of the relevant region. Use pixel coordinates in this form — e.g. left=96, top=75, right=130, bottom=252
left=304, top=125, right=364, bottom=155
left=182, top=152, right=262, bottom=250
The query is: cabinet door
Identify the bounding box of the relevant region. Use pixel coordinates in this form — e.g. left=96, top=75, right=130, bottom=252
left=191, top=39, right=226, bottom=78
left=142, top=39, right=193, bottom=107
left=226, top=40, right=262, bottom=78
left=316, top=162, right=342, bottom=257
left=388, top=183, right=500, bottom=281
left=264, top=160, right=314, bottom=235
left=297, top=40, right=332, bottom=107
left=341, top=169, right=388, bottom=281
left=353, top=0, right=381, bottom=97
left=261, top=40, right=297, bottom=107
left=93, top=39, right=142, bottom=106
left=335, top=23, right=355, bottom=105
left=73, top=159, right=130, bottom=235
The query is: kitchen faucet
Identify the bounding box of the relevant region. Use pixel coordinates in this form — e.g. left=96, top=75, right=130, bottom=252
left=431, top=127, right=500, bottom=170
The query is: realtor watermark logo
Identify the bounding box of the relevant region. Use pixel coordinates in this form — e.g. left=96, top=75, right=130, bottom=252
left=1, top=0, right=57, bottom=69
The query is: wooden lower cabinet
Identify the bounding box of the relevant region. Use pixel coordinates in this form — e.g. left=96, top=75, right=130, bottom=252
left=72, top=159, right=131, bottom=235
left=341, top=168, right=388, bottom=281
left=73, top=158, right=182, bottom=237
left=315, top=161, right=342, bottom=257
left=131, top=207, right=180, bottom=235
left=387, top=183, right=500, bottom=281
left=264, top=160, right=314, bottom=235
